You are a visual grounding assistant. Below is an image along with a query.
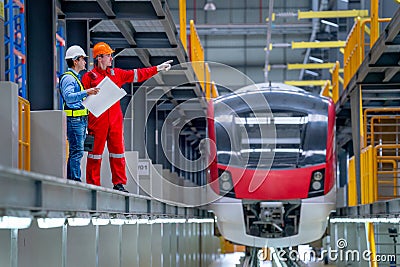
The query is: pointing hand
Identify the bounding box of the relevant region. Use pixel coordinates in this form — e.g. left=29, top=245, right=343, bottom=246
left=157, top=60, right=173, bottom=72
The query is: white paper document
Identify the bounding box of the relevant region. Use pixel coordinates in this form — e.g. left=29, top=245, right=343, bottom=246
left=82, top=76, right=126, bottom=117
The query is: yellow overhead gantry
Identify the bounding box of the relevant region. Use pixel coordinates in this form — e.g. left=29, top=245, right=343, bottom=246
left=284, top=80, right=329, bottom=87
left=266, top=9, right=369, bottom=21
left=286, top=63, right=336, bottom=70
left=291, top=41, right=346, bottom=49
left=297, top=9, right=369, bottom=19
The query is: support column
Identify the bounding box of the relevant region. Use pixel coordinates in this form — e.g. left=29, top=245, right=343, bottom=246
left=98, top=224, right=120, bottom=267
left=0, top=230, right=11, bottom=266
left=18, top=220, right=63, bottom=266
left=25, top=0, right=56, bottom=110
left=138, top=223, right=152, bottom=267
left=67, top=225, right=97, bottom=267
left=152, top=223, right=162, bottom=267
left=171, top=223, right=178, bottom=266
left=133, top=87, right=147, bottom=158
left=350, top=86, right=362, bottom=204
left=122, top=224, right=139, bottom=267
left=162, top=223, right=172, bottom=267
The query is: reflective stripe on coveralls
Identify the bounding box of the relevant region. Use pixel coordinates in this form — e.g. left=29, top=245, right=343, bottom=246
left=82, top=65, right=158, bottom=187
left=109, top=153, right=125, bottom=158
left=87, top=154, right=102, bottom=159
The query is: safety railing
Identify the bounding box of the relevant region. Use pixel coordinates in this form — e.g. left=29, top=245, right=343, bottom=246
left=18, top=96, right=30, bottom=171
left=362, top=108, right=400, bottom=147
left=189, top=20, right=205, bottom=92
left=375, top=144, right=400, bottom=201
left=348, top=143, right=400, bottom=205
left=322, top=61, right=341, bottom=103
left=343, top=17, right=391, bottom=88
left=331, top=61, right=340, bottom=103
left=360, top=145, right=376, bottom=204
left=321, top=80, right=331, bottom=99
left=179, top=0, right=187, bottom=51
left=348, top=156, right=357, bottom=206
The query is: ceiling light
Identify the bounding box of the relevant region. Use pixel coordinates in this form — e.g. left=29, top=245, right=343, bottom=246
left=204, top=0, right=216, bottom=11
left=309, top=56, right=324, bottom=63
left=321, top=19, right=339, bottom=28
left=92, top=218, right=109, bottom=226
left=110, top=214, right=126, bottom=225
left=67, top=218, right=91, bottom=227
left=0, top=216, right=32, bottom=229
left=37, top=218, right=65, bottom=229
left=187, top=218, right=214, bottom=223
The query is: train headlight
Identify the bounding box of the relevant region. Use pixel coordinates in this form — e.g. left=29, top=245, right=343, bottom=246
left=312, top=181, right=322, bottom=190
left=220, top=172, right=231, bottom=182
left=308, top=169, right=325, bottom=198
left=313, top=171, right=323, bottom=181
left=218, top=170, right=235, bottom=197
left=221, top=181, right=232, bottom=191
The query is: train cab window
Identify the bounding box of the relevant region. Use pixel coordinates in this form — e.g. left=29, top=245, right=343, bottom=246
left=234, top=110, right=327, bottom=169
left=236, top=111, right=275, bottom=169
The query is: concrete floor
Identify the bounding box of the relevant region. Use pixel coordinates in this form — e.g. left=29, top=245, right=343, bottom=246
left=208, top=252, right=272, bottom=266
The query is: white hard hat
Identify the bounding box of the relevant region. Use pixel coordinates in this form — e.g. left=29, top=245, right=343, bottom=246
left=65, top=45, right=88, bottom=60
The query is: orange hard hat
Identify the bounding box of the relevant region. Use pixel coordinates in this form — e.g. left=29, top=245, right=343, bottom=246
left=92, top=42, right=115, bottom=58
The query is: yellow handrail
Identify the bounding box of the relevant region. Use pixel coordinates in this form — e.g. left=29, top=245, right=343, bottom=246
left=205, top=63, right=211, bottom=101
left=211, top=81, right=218, bottom=98
left=343, top=17, right=392, bottom=88
left=377, top=159, right=397, bottom=199
left=363, top=108, right=400, bottom=147
left=179, top=0, right=187, bottom=51
left=366, top=222, right=378, bottom=267
left=348, top=156, right=357, bottom=206
left=190, top=20, right=205, bottom=91
left=331, top=61, right=340, bottom=103
left=321, top=80, right=331, bottom=99
left=360, top=145, right=376, bottom=204
left=18, top=96, right=30, bottom=171
left=369, top=115, right=400, bottom=147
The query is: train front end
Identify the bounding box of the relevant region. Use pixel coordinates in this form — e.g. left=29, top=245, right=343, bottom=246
left=208, top=84, right=336, bottom=247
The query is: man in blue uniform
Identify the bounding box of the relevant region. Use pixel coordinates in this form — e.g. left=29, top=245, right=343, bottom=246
left=59, top=45, right=99, bottom=181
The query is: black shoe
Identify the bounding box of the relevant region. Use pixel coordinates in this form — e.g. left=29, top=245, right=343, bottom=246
left=67, top=177, right=81, bottom=182
left=113, top=183, right=129, bottom=193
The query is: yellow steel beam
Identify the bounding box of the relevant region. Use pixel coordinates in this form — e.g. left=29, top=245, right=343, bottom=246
left=284, top=80, right=329, bottom=87
left=287, top=63, right=335, bottom=70
left=292, top=41, right=345, bottom=49
left=298, top=9, right=369, bottom=19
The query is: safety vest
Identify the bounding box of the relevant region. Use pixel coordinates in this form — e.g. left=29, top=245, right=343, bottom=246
left=60, top=71, right=88, bottom=117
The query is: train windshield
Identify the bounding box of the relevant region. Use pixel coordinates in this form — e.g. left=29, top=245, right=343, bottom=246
left=215, top=107, right=328, bottom=169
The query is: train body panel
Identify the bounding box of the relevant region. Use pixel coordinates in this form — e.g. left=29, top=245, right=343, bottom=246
left=211, top=187, right=335, bottom=248
left=207, top=83, right=336, bottom=248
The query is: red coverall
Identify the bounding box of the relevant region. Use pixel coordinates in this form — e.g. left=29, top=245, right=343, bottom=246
left=82, top=66, right=158, bottom=186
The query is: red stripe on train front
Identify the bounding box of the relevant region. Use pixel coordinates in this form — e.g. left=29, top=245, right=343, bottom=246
left=218, top=163, right=326, bottom=200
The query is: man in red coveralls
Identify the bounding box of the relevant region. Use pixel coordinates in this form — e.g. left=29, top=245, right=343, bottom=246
left=82, top=42, right=172, bottom=192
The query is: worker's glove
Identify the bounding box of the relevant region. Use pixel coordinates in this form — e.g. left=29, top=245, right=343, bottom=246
left=157, top=60, right=173, bottom=72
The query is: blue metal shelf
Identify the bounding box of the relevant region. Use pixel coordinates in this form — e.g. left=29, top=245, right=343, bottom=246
left=4, top=0, right=26, bottom=98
